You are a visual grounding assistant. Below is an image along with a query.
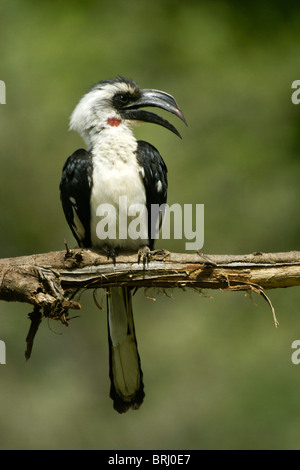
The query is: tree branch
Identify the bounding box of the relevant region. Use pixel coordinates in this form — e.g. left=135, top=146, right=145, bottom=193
left=0, top=248, right=300, bottom=320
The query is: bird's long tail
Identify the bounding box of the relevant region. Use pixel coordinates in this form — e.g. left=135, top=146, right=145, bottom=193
left=107, top=286, right=145, bottom=413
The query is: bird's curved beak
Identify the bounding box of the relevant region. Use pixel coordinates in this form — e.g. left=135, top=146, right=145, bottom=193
left=122, top=89, right=187, bottom=138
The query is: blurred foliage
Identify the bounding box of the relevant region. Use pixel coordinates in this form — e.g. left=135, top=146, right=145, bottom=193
left=1, top=0, right=300, bottom=450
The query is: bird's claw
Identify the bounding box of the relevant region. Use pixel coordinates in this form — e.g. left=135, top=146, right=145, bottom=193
left=102, top=246, right=118, bottom=265
left=138, top=246, right=151, bottom=268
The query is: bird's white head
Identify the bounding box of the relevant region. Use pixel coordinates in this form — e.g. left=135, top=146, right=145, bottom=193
left=69, top=76, right=186, bottom=149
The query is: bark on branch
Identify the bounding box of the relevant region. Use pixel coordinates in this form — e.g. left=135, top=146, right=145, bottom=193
left=1, top=248, right=300, bottom=328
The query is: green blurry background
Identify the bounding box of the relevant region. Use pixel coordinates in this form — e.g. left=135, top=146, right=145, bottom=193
left=1, top=0, right=300, bottom=450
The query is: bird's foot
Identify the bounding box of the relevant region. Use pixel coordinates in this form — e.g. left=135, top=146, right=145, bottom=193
left=101, top=246, right=118, bottom=265
left=138, top=246, right=151, bottom=268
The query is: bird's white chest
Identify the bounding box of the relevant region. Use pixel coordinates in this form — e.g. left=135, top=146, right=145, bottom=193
left=90, top=136, right=147, bottom=249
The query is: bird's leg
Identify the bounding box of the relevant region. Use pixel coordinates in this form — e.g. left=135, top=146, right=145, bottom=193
left=138, top=245, right=151, bottom=268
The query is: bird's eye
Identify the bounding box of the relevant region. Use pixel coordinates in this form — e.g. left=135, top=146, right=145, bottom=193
left=113, top=93, right=131, bottom=108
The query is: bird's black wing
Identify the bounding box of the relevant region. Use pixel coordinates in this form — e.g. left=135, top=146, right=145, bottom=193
left=136, top=140, right=168, bottom=250
left=60, top=148, right=93, bottom=248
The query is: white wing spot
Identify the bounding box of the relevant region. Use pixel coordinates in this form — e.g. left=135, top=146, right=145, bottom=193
left=156, top=180, right=163, bottom=193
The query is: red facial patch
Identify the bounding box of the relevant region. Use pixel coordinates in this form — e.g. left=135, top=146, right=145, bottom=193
left=107, top=117, right=121, bottom=127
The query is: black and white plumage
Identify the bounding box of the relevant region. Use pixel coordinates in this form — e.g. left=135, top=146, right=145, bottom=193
left=60, top=76, right=186, bottom=413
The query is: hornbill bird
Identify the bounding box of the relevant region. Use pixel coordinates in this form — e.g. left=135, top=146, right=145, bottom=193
left=60, top=76, right=186, bottom=413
